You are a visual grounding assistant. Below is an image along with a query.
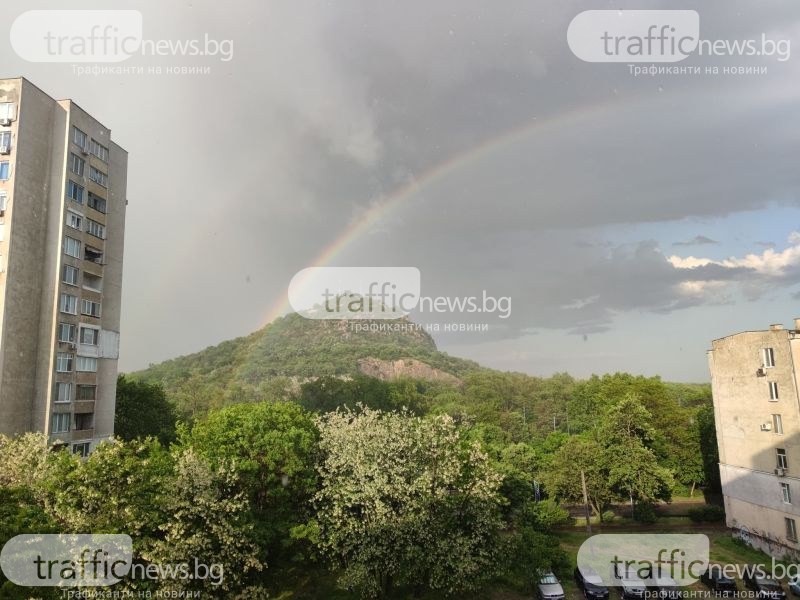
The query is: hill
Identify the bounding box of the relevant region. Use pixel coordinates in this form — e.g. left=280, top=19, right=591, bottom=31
left=132, top=312, right=481, bottom=400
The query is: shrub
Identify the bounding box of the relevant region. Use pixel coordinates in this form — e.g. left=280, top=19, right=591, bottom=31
left=601, top=510, right=616, bottom=523
left=688, top=505, right=725, bottom=523
left=632, top=502, right=657, bottom=523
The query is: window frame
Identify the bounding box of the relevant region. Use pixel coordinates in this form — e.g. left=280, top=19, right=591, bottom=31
left=59, top=293, right=78, bottom=315
left=0, top=161, right=9, bottom=181
left=76, top=384, right=97, bottom=401
left=773, top=414, right=784, bottom=435
left=62, top=264, right=79, bottom=286
left=75, top=355, right=98, bottom=372
left=54, top=382, right=72, bottom=403
left=72, top=126, right=87, bottom=149
left=777, top=448, right=788, bottom=470
left=66, top=180, right=85, bottom=204
left=782, top=482, right=792, bottom=504
left=51, top=412, right=70, bottom=434
left=79, top=326, right=99, bottom=346
left=69, top=153, right=85, bottom=177
left=764, top=347, right=776, bottom=368
left=63, top=236, right=81, bottom=259
left=81, top=299, right=101, bottom=318
left=770, top=381, right=779, bottom=401
left=57, top=322, right=76, bottom=343
left=787, top=517, right=798, bottom=542
left=55, top=352, right=74, bottom=372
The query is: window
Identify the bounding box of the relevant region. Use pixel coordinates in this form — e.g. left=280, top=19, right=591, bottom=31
left=59, top=293, right=77, bottom=314
left=0, top=131, right=10, bottom=150
left=777, top=448, right=788, bottom=470
left=63, top=236, right=81, bottom=258
left=74, top=413, right=93, bottom=431
left=76, top=356, right=97, bottom=372
left=80, top=327, right=99, bottom=345
left=81, top=299, right=101, bottom=318
left=56, top=352, right=73, bottom=372
left=773, top=414, right=784, bottom=434
left=66, top=211, right=82, bottom=230
left=89, top=139, right=109, bottom=162
left=62, top=264, right=79, bottom=285
left=0, top=191, right=7, bottom=214
left=86, top=219, right=105, bottom=239
left=51, top=413, right=70, bottom=434
left=69, top=153, right=85, bottom=176
left=787, top=518, right=798, bottom=542
left=73, top=442, right=90, bottom=458
left=54, top=382, right=72, bottom=403
left=89, top=166, right=108, bottom=187
left=84, top=246, right=103, bottom=264
left=76, top=385, right=96, bottom=401
left=73, top=126, right=87, bottom=149
left=782, top=482, right=792, bottom=504
left=87, top=192, right=106, bottom=213
left=0, top=103, right=16, bottom=121
left=0, top=161, right=9, bottom=181
left=57, top=322, right=76, bottom=343
left=66, top=180, right=84, bottom=203
left=83, top=272, right=102, bottom=292
left=764, top=347, right=776, bottom=368
left=770, top=381, right=780, bottom=400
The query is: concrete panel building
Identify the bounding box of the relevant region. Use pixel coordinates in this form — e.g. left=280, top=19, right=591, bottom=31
left=709, top=321, right=800, bottom=559
left=0, top=77, right=127, bottom=456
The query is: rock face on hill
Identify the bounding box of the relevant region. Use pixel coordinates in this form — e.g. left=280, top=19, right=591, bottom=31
left=357, top=357, right=463, bottom=386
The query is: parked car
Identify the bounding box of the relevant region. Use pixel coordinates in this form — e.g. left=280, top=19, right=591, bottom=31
left=743, top=570, right=787, bottom=599
left=788, top=576, right=800, bottom=596
left=537, top=571, right=566, bottom=600
left=649, top=575, right=684, bottom=600
left=620, top=577, right=648, bottom=600
left=701, top=565, right=738, bottom=596
left=574, top=566, right=610, bottom=600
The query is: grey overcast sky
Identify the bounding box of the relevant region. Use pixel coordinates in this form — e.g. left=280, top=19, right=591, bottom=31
left=2, top=0, right=800, bottom=381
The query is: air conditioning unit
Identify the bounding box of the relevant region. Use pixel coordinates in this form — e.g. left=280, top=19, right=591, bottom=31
left=0, top=146, right=9, bottom=155
left=81, top=146, right=89, bottom=155
left=0, top=118, right=10, bottom=126
left=761, top=423, right=773, bottom=431
left=776, top=467, right=787, bottom=477
left=757, top=367, right=767, bottom=377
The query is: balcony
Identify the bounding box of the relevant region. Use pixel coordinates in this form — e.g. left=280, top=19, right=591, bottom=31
left=73, top=400, right=95, bottom=414
left=84, top=246, right=104, bottom=265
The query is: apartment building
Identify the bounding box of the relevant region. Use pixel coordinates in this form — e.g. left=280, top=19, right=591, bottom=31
left=709, top=321, right=800, bottom=559
left=0, top=77, right=127, bottom=456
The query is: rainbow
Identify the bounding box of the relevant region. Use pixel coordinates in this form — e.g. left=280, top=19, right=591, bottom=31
left=260, top=95, right=637, bottom=327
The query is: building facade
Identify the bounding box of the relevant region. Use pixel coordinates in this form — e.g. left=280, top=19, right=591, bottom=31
left=0, top=77, right=127, bottom=456
left=709, top=321, right=800, bottom=559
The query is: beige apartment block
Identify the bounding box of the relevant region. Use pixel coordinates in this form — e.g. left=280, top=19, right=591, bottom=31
left=0, top=77, right=127, bottom=456
left=709, top=321, right=800, bottom=559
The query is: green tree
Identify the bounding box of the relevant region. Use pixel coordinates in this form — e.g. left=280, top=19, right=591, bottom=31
left=696, top=404, right=721, bottom=494
left=115, top=375, right=178, bottom=445
left=184, top=402, right=318, bottom=562
left=313, top=407, right=503, bottom=598
left=541, top=436, right=614, bottom=520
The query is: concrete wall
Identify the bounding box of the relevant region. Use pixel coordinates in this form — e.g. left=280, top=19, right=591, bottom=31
left=710, top=326, right=800, bottom=559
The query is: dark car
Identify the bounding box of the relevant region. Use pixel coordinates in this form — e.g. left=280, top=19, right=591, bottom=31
left=743, top=570, right=787, bottom=600
left=701, top=565, right=738, bottom=596
left=574, top=566, right=610, bottom=600
left=648, top=576, right=685, bottom=600
left=620, top=577, right=648, bottom=600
